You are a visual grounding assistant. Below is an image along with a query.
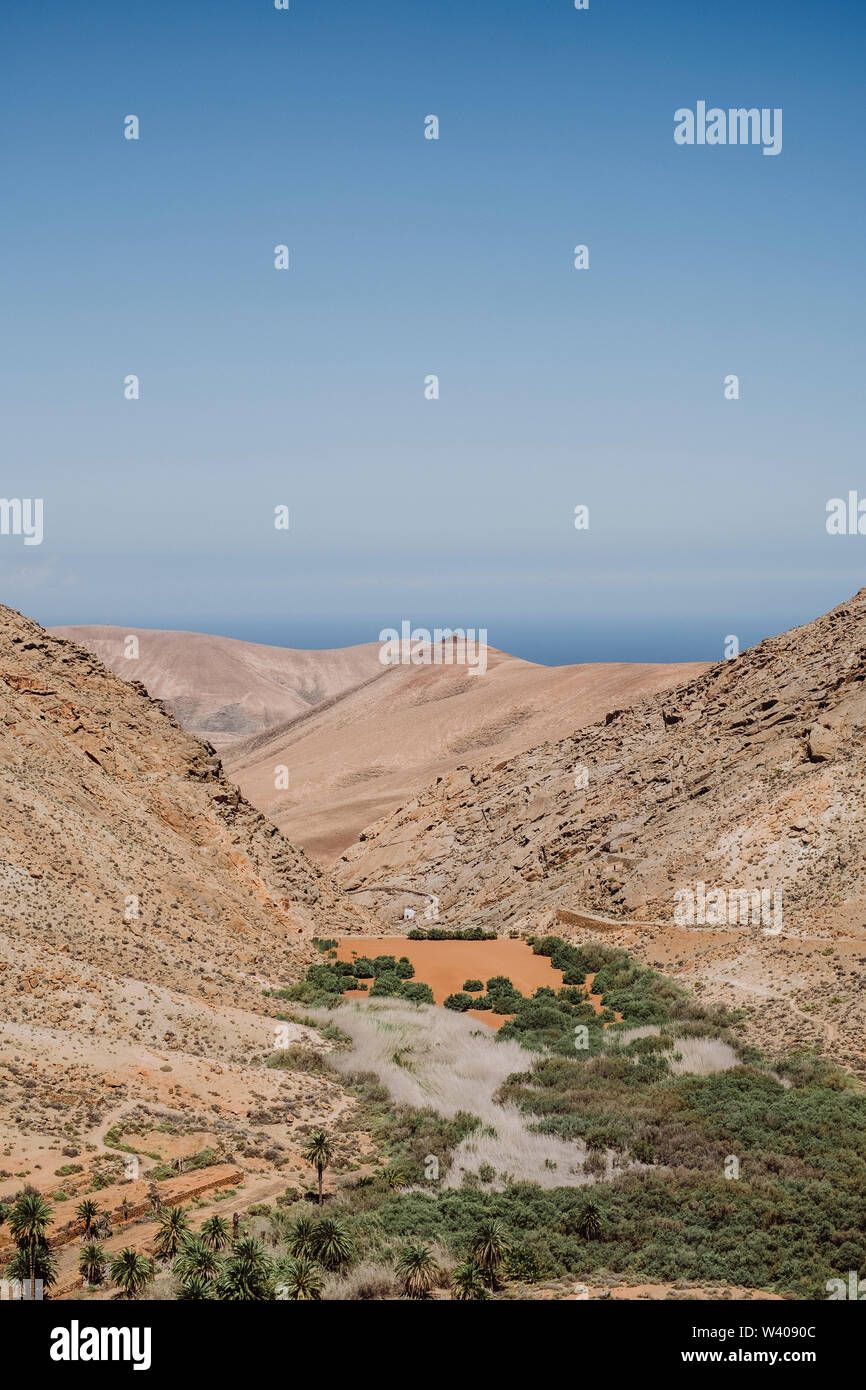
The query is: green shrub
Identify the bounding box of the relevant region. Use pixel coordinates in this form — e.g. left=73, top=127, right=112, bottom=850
left=444, top=993, right=474, bottom=1012
left=401, top=982, right=435, bottom=1005
left=406, top=927, right=497, bottom=941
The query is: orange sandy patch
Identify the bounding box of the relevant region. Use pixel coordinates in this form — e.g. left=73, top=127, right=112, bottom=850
left=336, top=938, right=567, bottom=1031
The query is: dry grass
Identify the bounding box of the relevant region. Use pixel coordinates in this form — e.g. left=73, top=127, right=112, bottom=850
left=312, top=999, right=597, bottom=1189
left=322, top=1260, right=397, bottom=1301
left=606, top=1024, right=739, bottom=1075
left=608, top=1025, right=664, bottom=1046
left=311, top=1000, right=739, bottom=1190
left=666, top=1036, right=739, bottom=1075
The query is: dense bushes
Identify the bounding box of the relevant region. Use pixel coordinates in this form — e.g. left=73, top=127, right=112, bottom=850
left=488, top=937, right=736, bottom=1055
left=346, top=1163, right=863, bottom=1297
left=406, top=927, right=497, bottom=941
left=480, top=1026, right=866, bottom=1295
left=276, top=960, right=359, bottom=1004
left=277, top=955, right=433, bottom=1007
left=277, top=933, right=865, bottom=1297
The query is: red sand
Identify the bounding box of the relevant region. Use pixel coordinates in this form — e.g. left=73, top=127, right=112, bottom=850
left=336, top=937, right=567, bottom=1030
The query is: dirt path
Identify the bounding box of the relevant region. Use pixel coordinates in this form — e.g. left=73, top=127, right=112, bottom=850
left=700, top=966, right=841, bottom=1047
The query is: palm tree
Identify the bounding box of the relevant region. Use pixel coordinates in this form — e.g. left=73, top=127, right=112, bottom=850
left=311, top=1216, right=354, bottom=1272
left=451, top=1258, right=490, bottom=1301
left=176, top=1271, right=215, bottom=1301
left=153, top=1205, right=190, bottom=1261
left=469, top=1218, right=511, bottom=1289
left=79, top=1242, right=107, bottom=1287
left=173, top=1234, right=220, bottom=1287
left=109, top=1248, right=153, bottom=1300
left=274, top=1255, right=323, bottom=1301
left=576, top=1199, right=603, bottom=1241
left=287, top=1214, right=316, bottom=1259
left=7, top=1192, right=53, bottom=1302
left=5, top=1242, right=58, bottom=1298
left=214, top=1236, right=274, bottom=1301
left=199, top=1214, right=230, bottom=1252
left=302, top=1131, right=334, bottom=1205
left=394, top=1242, right=438, bottom=1299
left=76, top=1199, right=100, bottom=1239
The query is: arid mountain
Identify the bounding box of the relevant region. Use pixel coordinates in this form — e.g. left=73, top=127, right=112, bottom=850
left=225, top=647, right=708, bottom=863
left=336, top=593, right=866, bottom=1072
left=0, top=605, right=383, bottom=1218
left=4, top=599, right=863, bottom=1295
left=49, top=624, right=384, bottom=749
left=1, top=608, right=373, bottom=985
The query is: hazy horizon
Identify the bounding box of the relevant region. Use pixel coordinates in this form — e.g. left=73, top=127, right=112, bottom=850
left=4, top=0, right=865, bottom=665
left=49, top=595, right=841, bottom=667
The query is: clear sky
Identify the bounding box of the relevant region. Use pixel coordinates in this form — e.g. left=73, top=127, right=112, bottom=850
left=2, top=0, right=864, bottom=663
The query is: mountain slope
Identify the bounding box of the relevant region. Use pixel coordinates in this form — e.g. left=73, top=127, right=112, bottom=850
left=335, top=594, right=866, bottom=1069
left=49, top=624, right=384, bottom=748
left=337, top=592, right=866, bottom=933
left=0, top=607, right=384, bottom=1233
left=225, top=649, right=708, bottom=863
left=0, top=606, right=376, bottom=1018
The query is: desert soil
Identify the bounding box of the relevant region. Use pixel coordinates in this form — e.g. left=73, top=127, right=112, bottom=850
left=336, top=936, right=568, bottom=1027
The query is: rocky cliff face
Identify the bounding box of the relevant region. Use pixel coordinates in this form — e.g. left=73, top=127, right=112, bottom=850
left=0, top=605, right=375, bottom=1022
left=337, top=591, right=866, bottom=939
left=335, top=593, right=866, bottom=1071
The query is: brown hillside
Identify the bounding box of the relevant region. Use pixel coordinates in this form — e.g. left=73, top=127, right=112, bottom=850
left=225, top=646, right=707, bottom=863
left=49, top=624, right=384, bottom=749
left=336, top=593, right=866, bottom=1071
left=0, top=606, right=380, bottom=1225
left=0, top=604, right=379, bottom=1024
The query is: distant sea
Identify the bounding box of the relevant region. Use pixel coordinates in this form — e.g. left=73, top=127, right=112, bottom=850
left=162, top=613, right=807, bottom=667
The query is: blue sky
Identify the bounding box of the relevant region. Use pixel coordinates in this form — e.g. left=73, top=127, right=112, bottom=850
left=1, top=0, right=864, bottom=662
